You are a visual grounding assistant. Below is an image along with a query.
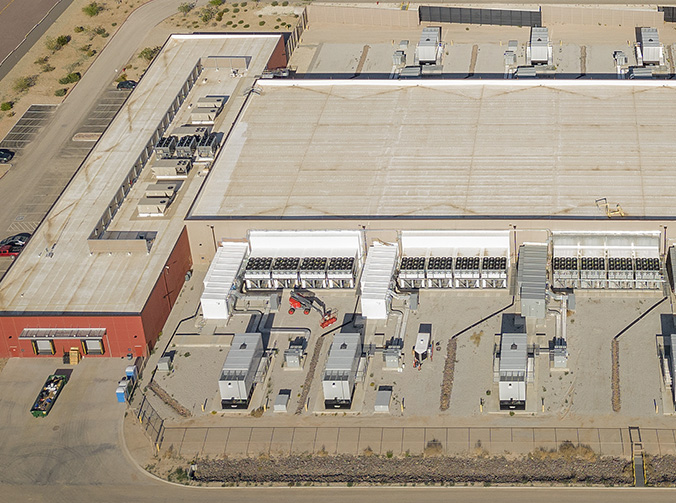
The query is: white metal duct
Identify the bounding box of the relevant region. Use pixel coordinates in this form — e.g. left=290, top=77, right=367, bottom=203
left=248, top=230, right=363, bottom=259
left=201, top=242, right=248, bottom=320
left=360, top=243, right=398, bottom=319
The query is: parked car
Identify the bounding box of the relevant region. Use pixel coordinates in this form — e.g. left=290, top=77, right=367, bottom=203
left=117, top=80, right=137, bottom=90
left=0, top=245, right=21, bottom=257
left=0, top=148, right=14, bottom=163
left=0, top=232, right=30, bottom=247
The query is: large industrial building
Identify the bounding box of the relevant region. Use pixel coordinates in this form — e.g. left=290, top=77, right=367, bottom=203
left=1, top=29, right=676, bottom=359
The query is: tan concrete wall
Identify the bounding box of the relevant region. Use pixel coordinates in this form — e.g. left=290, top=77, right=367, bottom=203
left=542, top=6, right=663, bottom=27
left=307, top=4, right=419, bottom=28
left=185, top=218, right=671, bottom=266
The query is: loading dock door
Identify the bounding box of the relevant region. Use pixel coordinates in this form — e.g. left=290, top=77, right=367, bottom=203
left=33, top=339, right=55, bottom=355
left=83, top=339, right=104, bottom=355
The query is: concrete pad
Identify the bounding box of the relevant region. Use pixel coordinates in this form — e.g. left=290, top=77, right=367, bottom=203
left=655, top=429, right=676, bottom=455
left=336, top=427, right=360, bottom=455
left=268, top=427, right=294, bottom=456
left=577, top=428, right=601, bottom=452
left=247, top=427, right=274, bottom=456
left=424, top=428, right=447, bottom=455
left=314, top=427, right=339, bottom=454
left=447, top=428, right=470, bottom=454
left=381, top=427, right=404, bottom=455
left=534, top=428, right=558, bottom=452
left=202, top=427, right=230, bottom=458
left=179, top=427, right=208, bottom=457
left=598, top=428, right=624, bottom=457
left=225, top=427, right=252, bottom=457
left=402, top=428, right=425, bottom=455
left=290, top=427, right=317, bottom=455
left=357, top=427, right=383, bottom=455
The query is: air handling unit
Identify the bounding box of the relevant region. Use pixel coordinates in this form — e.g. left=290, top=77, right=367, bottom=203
left=322, top=332, right=362, bottom=409
left=638, top=27, right=663, bottom=65
left=201, top=242, right=248, bottom=321
left=528, top=27, right=551, bottom=65
left=416, top=26, right=441, bottom=65
left=219, top=333, right=264, bottom=409
left=517, top=244, right=548, bottom=320
left=151, top=158, right=192, bottom=179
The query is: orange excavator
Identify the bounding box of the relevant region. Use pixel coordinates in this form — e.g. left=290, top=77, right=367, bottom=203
left=288, top=290, right=337, bottom=329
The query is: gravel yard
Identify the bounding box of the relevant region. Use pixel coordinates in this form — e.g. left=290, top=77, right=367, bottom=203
left=194, top=447, right=632, bottom=486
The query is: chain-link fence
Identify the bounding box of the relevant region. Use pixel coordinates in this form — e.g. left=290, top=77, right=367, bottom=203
left=135, top=394, right=165, bottom=450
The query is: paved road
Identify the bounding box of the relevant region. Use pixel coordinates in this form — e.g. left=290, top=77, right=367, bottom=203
left=0, top=0, right=74, bottom=81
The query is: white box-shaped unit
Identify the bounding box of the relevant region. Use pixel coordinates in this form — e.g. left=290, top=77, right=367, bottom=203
left=417, top=26, right=441, bottom=64
left=529, top=27, right=549, bottom=64
left=201, top=242, right=248, bottom=320
left=322, top=333, right=362, bottom=408
left=498, top=333, right=527, bottom=410
left=360, top=244, right=398, bottom=319
left=219, top=333, right=264, bottom=408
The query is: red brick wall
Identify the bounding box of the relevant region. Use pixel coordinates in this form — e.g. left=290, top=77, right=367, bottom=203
left=0, top=228, right=193, bottom=359
left=266, top=35, right=288, bottom=70
left=0, top=315, right=145, bottom=358
left=140, top=227, right=193, bottom=352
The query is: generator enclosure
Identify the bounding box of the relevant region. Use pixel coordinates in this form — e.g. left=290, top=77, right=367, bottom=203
left=322, top=332, right=362, bottom=408
left=219, top=333, right=264, bottom=409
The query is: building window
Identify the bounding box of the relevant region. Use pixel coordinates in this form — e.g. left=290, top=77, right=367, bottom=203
left=32, top=340, right=55, bottom=355
left=82, top=339, right=104, bottom=355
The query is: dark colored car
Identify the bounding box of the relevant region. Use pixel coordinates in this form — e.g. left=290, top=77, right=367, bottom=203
left=0, top=148, right=14, bottom=163
left=117, top=80, right=137, bottom=90
left=0, top=232, right=31, bottom=247
left=0, top=245, right=21, bottom=257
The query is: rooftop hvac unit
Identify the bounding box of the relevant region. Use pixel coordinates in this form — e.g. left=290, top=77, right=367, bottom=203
left=426, top=256, right=453, bottom=288
left=393, top=50, right=406, bottom=67
left=398, top=256, right=426, bottom=289
left=176, top=135, right=197, bottom=158
left=529, top=27, right=549, bottom=65
left=417, top=26, right=441, bottom=65
left=197, top=95, right=227, bottom=109
left=145, top=181, right=180, bottom=198
left=299, top=256, right=328, bottom=288
left=454, top=256, right=481, bottom=288
left=191, top=107, right=219, bottom=124
left=400, top=65, right=421, bottom=78
left=172, top=124, right=212, bottom=140
left=553, top=256, right=580, bottom=289
left=639, top=27, right=662, bottom=65
left=481, top=256, right=508, bottom=289
left=327, top=256, right=356, bottom=288
left=197, top=133, right=218, bottom=158
left=154, top=136, right=177, bottom=159
left=137, top=196, right=172, bottom=216
left=271, top=257, right=301, bottom=289
left=244, top=256, right=273, bottom=289
left=579, top=256, right=606, bottom=289
left=151, top=158, right=192, bottom=179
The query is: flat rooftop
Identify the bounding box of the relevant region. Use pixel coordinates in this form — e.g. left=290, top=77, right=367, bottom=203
left=0, top=34, right=281, bottom=314
left=190, top=80, right=676, bottom=221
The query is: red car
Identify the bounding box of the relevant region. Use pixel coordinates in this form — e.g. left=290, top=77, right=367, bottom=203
left=0, top=245, right=21, bottom=257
